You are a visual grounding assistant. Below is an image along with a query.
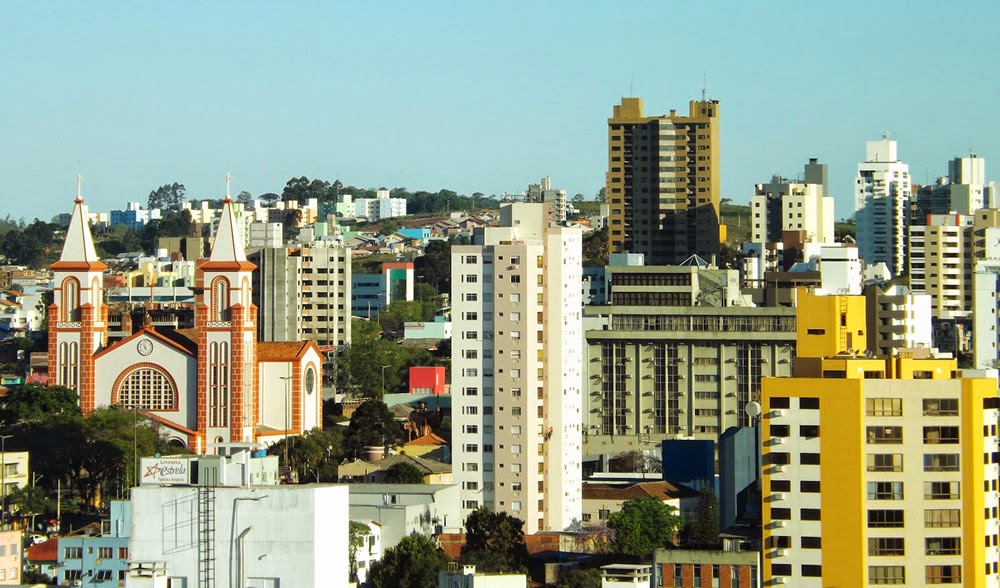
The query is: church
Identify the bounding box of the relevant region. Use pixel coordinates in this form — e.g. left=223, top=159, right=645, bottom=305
left=47, top=190, right=323, bottom=453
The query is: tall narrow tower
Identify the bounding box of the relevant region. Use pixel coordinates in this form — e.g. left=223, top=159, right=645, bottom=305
left=854, top=138, right=911, bottom=276
left=196, top=194, right=258, bottom=445
left=49, top=182, right=108, bottom=413
left=607, top=97, right=721, bottom=265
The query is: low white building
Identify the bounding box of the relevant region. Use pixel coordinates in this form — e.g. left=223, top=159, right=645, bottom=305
left=355, top=189, right=407, bottom=222
left=439, top=564, right=527, bottom=588
left=351, top=520, right=382, bottom=586
left=127, top=449, right=349, bottom=588
left=348, top=483, right=461, bottom=551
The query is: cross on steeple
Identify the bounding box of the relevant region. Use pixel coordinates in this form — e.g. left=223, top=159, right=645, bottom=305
left=76, top=173, right=84, bottom=200
left=225, top=172, right=233, bottom=200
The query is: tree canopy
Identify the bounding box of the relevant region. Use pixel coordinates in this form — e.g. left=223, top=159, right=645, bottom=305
left=343, top=400, right=405, bottom=459
left=606, top=496, right=682, bottom=557
left=682, top=490, right=721, bottom=548
left=414, top=240, right=450, bottom=293
left=460, top=509, right=529, bottom=573
left=266, top=427, right=344, bottom=482
left=383, top=462, right=424, bottom=484
left=367, top=533, right=450, bottom=588
left=147, top=182, right=187, bottom=210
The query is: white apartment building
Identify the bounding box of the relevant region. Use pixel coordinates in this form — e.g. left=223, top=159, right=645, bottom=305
left=973, top=260, right=1000, bottom=369
left=751, top=158, right=834, bottom=245
left=451, top=202, right=583, bottom=534
left=908, top=214, right=973, bottom=320
left=355, top=188, right=407, bottom=221
left=527, top=177, right=569, bottom=224
left=855, top=138, right=912, bottom=277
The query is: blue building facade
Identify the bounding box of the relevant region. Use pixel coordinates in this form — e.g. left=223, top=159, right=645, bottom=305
left=57, top=501, right=131, bottom=587
left=718, top=426, right=760, bottom=531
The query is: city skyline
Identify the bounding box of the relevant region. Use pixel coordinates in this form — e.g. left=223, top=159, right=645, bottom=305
left=2, top=2, right=998, bottom=222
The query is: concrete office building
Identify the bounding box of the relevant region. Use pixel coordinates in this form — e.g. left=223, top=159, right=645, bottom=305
left=607, top=97, right=722, bottom=265
left=751, top=158, right=834, bottom=269
left=355, top=188, right=407, bottom=221
left=914, top=155, right=996, bottom=221
left=863, top=284, right=934, bottom=358
left=250, top=243, right=352, bottom=353
left=908, top=213, right=973, bottom=321
left=973, top=259, right=1000, bottom=369
left=854, top=137, right=912, bottom=276
left=584, top=305, right=795, bottom=454
left=451, top=202, right=583, bottom=534
left=761, top=290, right=1000, bottom=587
left=526, top=177, right=568, bottom=224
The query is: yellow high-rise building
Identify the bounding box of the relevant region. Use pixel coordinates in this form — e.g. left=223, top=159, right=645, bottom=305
left=761, top=290, right=1000, bottom=587
left=606, top=97, right=723, bottom=265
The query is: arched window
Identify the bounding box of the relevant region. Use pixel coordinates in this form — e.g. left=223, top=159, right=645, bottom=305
left=116, top=366, right=177, bottom=410
left=212, top=278, right=229, bottom=322
left=62, top=278, right=80, bottom=322
left=209, top=342, right=229, bottom=427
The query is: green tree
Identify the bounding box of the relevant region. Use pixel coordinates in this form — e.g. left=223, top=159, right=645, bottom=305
left=557, top=568, right=602, bottom=588
left=147, top=183, right=187, bottom=210
left=344, top=400, right=405, bottom=459
left=283, top=209, right=302, bottom=241
left=383, top=462, right=424, bottom=484
left=82, top=407, right=160, bottom=504
left=460, top=508, right=528, bottom=573
left=368, top=533, right=450, bottom=588
left=236, top=190, right=254, bottom=207
left=682, top=490, right=721, bottom=547
left=348, top=520, right=372, bottom=582
left=572, top=193, right=585, bottom=203
left=6, top=485, right=53, bottom=530
left=606, top=496, right=682, bottom=557
left=259, top=192, right=281, bottom=207
left=414, top=240, right=450, bottom=293
left=266, top=428, right=343, bottom=482
left=0, top=384, right=80, bottom=428
left=594, top=187, right=606, bottom=202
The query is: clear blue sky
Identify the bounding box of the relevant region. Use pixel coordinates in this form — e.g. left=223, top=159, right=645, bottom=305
left=2, top=1, right=998, bottom=223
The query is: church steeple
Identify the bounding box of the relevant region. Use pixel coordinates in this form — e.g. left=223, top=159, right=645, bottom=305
left=51, top=183, right=107, bottom=273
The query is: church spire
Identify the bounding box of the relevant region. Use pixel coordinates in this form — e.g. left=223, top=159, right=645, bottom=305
left=200, top=174, right=254, bottom=271
left=51, top=177, right=107, bottom=271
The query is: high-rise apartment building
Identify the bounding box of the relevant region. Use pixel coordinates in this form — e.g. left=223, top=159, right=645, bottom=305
left=607, top=97, right=722, bottom=265
left=451, top=202, right=583, bottom=534
left=750, top=158, right=834, bottom=269
left=855, top=138, right=912, bottom=276
left=250, top=243, right=352, bottom=353
left=908, top=214, right=973, bottom=320
left=526, top=177, right=568, bottom=224
left=915, top=155, right=997, bottom=222
left=761, top=290, right=1000, bottom=587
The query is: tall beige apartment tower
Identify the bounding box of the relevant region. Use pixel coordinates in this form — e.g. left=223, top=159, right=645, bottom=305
left=451, top=202, right=584, bottom=534
left=607, top=97, right=722, bottom=265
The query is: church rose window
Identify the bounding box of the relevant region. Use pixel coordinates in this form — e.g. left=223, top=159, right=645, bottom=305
left=117, top=366, right=177, bottom=410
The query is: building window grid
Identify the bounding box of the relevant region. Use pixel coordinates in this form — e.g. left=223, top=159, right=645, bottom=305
left=118, top=367, right=177, bottom=411
left=736, top=343, right=762, bottom=427
left=652, top=345, right=667, bottom=434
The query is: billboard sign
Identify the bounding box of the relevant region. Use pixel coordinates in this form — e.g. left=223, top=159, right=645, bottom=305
left=140, top=458, right=190, bottom=485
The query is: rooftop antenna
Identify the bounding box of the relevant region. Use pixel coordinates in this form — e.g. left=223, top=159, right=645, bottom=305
left=75, top=172, right=84, bottom=201
left=883, top=131, right=890, bottom=140
left=701, top=74, right=707, bottom=102
left=225, top=172, right=233, bottom=200
left=629, top=77, right=634, bottom=97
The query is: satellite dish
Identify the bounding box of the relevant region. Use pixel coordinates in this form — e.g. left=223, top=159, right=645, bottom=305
left=745, top=401, right=762, bottom=418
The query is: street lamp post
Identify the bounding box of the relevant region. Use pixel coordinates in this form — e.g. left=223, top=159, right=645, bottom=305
left=0, top=434, right=12, bottom=527
left=380, top=365, right=390, bottom=397
left=280, top=375, right=293, bottom=470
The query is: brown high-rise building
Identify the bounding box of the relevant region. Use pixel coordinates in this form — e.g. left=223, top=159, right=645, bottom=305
left=607, top=97, right=722, bottom=265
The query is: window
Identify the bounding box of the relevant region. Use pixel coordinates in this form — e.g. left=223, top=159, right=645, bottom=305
left=868, top=509, right=905, bottom=528
left=925, top=509, right=961, bottom=528
left=799, top=424, right=820, bottom=438
left=463, top=500, right=479, bottom=509
left=869, top=565, right=905, bottom=584
left=465, top=274, right=478, bottom=283
left=116, top=366, right=177, bottom=410
left=925, top=481, right=960, bottom=500
left=801, top=536, right=821, bottom=549
left=923, top=398, right=959, bottom=416
left=463, top=387, right=478, bottom=396
left=511, top=445, right=522, bottom=454
left=926, top=537, right=961, bottom=555
left=464, top=331, right=478, bottom=340
left=799, top=397, right=820, bottom=409
left=771, top=564, right=791, bottom=576
left=119, top=547, right=128, bottom=559
left=800, top=480, right=820, bottom=493
left=464, top=444, right=479, bottom=453
left=770, top=425, right=789, bottom=437
left=801, top=508, right=821, bottom=521
left=465, top=255, right=478, bottom=263
left=867, top=481, right=904, bottom=500
left=923, top=426, right=959, bottom=444
left=925, top=565, right=961, bottom=584
left=800, top=453, right=820, bottom=465
left=802, top=565, right=822, bottom=577
left=96, top=569, right=113, bottom=581
left=462, top=463, right=478, bottom=472
left=770, top=508, right=791, bottom=520
left=463, top=349, right=478, bottom=359
left=511, top=407, right=521, bottom=416
left=462, top=406, right=478, bottom=415
left=98, top=546, right=113, bottom=559
left=464, top=293, right=478, bottom=302
left=770, top=397, right=789, bottom=409
left=924, top=454, right=960, bottom=471
left=867, top=426, right=903, bottom=444
left=64, top=546, right=82, bottom=559
left=463, top=425, right=479, bottom=434
left=771, top=480, right=791, bottom=492
left=64, top=570, right=83, bottom=581
left=463, top=481, right=479, bottom=491
left=866, top=398, right=902, bottom=416
left=599, top=509, right=610, bottom=520
left=869, top=537, right=904, bottom=556
left=868, top=453, right=903, bottom=472
left=512, top=482, right=522, bottom=491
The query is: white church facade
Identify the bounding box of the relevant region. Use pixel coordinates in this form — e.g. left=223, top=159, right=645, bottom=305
left=48, top=191, right=322, bottom=452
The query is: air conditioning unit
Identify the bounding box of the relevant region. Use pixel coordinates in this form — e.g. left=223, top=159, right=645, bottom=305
left=770, top=409, right=785, bottom=417
left=773, top=577, right=787, bottom=584
left=772, top=520, right=787, bottom=529
left=772, top=465, right=785, bottom=474
left=774, top=548, right=788, bottom=557
left=772, top=492, right=787, bottom=501
left=768, top=437, right=785, bottom=445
